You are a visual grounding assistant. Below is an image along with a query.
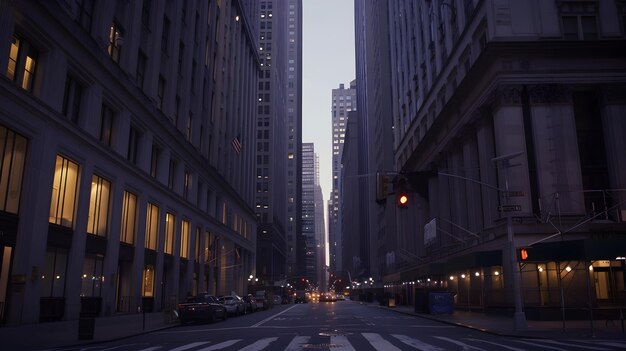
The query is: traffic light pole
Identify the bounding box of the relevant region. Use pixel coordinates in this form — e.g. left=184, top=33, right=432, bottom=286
left=495, top=153, right=527, bottom=331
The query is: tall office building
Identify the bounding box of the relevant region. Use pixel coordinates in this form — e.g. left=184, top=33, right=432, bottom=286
left=354, top=0, right=396, bottom=285
left=328, top=81, right=356, bottom=276
left=254, top=0, right=302, bottom=287
left=381, top=0, right=626, bottom=317
left=314, top=153, right=327, bottom=291
left=0, top=0, right=260, bottom=325
left=301, top=143, right=318, bottom=283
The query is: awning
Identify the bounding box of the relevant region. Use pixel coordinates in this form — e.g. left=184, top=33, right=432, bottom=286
left=522, top=238, right=626, bottom=262
left=444, top=250, right=502, bottom=273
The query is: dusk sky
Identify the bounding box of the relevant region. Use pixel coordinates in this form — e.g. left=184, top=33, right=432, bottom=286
left=302, top=0, right=355, bottom=216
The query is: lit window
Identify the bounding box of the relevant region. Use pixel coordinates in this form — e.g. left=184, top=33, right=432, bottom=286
left=165, top=212, right=175, bottom=254
left=87, top=174, right=111, bottom=237
left=145, top=203, right=159, bottom=250
left=49, top=155, right=79, bottom=227
left=121, top=190, right=137, bottom=244
left=181, top=219, right=190, bottom=258
left=0, top=125, right=27, bottom=214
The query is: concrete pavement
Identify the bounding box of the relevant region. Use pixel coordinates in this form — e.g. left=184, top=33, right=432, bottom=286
left=0, top=301, right=624, bottom=350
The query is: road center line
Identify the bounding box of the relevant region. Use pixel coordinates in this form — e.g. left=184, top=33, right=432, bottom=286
left=252, top=305, right=299, bottom=327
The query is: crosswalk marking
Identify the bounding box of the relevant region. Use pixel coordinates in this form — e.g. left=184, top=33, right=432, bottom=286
left=362, top=333, right=401, bottom=351
left=169, top=342, right=210, bottom=351
left=539, top=339, right=611, bottom=351
left=392, top=334, right=444, bottom=351
left=465, top=338, right=526, bottom=351
left=434, top=336, right=487, bottom=351
left=596, top=342, right=626, bottom=348
left=196, top=339, right=241, bottom=351
left=513, top=340, right=569, bottom=351
left=330, top=335, right=356, bottom=351
left=238, top=337, right=278, bottom=351
left=136, top=347, right=162, bottom=351
left=285, top=336, right=310, bottom=351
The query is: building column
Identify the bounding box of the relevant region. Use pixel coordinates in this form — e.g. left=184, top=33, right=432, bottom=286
left=64, top=160, right=95, bottom=320
left=8, top=132, right=57, bottom=324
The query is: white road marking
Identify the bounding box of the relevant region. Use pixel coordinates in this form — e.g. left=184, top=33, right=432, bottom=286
left=252, top=305, right=299, bottom=327
left=196, top=339, right=241, bottom=351
left=434, top=336, right=487, bottom=350
left=392, top=334, right=444, bottom=351
left=362, top=333, right=402, bottom=350
left=136, top=347, right=162, bottom=351
left=168, top=342, right=210, bottom=351
left=238, top=337, right=278, bottom=351
left=539, top=339, right=611, bottom=350
left=512, top=340, right=568, bottom=351
left=465, top=338, right=526, bottom=351
left=594, top=342, right=626, bottom=348
left=330, top=335, right=356, bottom=351
left=285, top=336, right=311, bottom=351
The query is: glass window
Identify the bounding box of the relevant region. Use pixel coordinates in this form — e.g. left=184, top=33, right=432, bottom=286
left=76, top=0, right=94, bottom=32
left=164, top=212, right=175, bottom=254
left=62, top=75, right=83, bottom=124
left=6, top=35, right=38, bottom=92
left=181, top=219, right=190, bottom=258
left=150, top=144, right=159, bottom=178
left=81, top=254, right=104, bottom=297
left=41, top=248, right=68, bottom=297
left=142, top=264, right=155, bottom=296
left=127, top=125, right=140, bottom=165
left=136, top=51, right=147, bottom=88
left=49, top=155, right=79, bottom=227
left=195, top=227, right=201, bottom=261
left=87, top=174, right=111, bottom=236
left=121, top=190, right=137, bottom=244
left=108, top=21, right=123, bottom=64
left=100, top=104, right=114, bottom=146
left=0, top=125, right=27, bottom=214
left=145, top=203, right=159, bottom=250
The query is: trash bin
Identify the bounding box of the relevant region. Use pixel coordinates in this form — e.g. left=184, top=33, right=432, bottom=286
left=78, top=297, right=101, bottom=340
left=78, top=314, right=95, bottom=340
left=428, top=292, right=453, bottom=315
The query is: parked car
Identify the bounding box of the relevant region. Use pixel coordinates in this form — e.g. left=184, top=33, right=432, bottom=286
left=177, top=294, right=227, bottom=324
left=242, top=294, right=258, bottom=313
left=218, top=295, right=246, bottom=315
left=255, top=291, right=269, bottom=310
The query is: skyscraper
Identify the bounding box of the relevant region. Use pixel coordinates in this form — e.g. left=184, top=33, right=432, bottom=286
left=254, top=0, right=302, bottom=287
left=329, top=81, right=356, bottom=276
left=302, top=143, right=318, bottom=284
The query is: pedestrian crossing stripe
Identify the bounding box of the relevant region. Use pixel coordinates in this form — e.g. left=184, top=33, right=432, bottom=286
left=128, top=333, right=626, bottom=351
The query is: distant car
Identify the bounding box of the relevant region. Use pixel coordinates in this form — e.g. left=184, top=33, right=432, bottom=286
left=319, top=292, right=336, bottom=302
left=242, top=294, right=258, bottom=313
left=255, top=291, right=269, bottom=310
left=218, top=295, right=246, bottom=315
left=336, top=294, right=345, bottom=301
left=177, top=294, right=227, bottom=324
left=294, top=290, right=308, bottom=303
left=272, top=295, right=283, bottom=305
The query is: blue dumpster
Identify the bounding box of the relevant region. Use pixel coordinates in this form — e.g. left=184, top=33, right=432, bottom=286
left=428, top=292, right=453, bottom=315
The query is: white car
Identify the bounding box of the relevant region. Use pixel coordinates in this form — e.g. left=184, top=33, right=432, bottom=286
left=218, top=295, right=246, bottom=315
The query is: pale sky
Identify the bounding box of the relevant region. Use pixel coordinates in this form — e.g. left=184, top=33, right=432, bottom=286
left=302, top=0, right=355, bottom=210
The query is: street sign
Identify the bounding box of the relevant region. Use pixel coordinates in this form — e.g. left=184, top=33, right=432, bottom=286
left=501, top=191, right=525, bottom=197
left=498, top=204, right=522, bottom=212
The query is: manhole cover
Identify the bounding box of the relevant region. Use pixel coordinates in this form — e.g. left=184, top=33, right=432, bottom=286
left=302, top=344, right=345, bottom=349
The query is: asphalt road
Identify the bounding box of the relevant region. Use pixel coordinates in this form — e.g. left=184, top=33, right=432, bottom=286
left=53, top=301, right=626, bottom=351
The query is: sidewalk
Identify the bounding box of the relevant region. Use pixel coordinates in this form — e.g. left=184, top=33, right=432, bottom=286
left=362, top=301, right=626, bottom=340
left=0, top=312, right=178, bottom=350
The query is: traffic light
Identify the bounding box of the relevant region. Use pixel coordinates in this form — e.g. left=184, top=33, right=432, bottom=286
left=518, top=248, right=530, bottom=261
left=396, top=192, right=409, bottom=208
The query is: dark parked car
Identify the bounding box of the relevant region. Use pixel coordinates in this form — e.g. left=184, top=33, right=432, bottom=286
left=177, top=294, right=227, bottom=324
left=242, top=294, right=258, bottom=313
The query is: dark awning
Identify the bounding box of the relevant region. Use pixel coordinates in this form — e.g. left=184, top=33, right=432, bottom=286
left=444, top=250, right=502, bottom=272
left=522, top=238, right=626, bottom=262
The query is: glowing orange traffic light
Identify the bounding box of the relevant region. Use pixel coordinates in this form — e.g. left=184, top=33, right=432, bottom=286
left=397, top=192, right=409, bottom=208
left=520, top=248, right=529, bottom=260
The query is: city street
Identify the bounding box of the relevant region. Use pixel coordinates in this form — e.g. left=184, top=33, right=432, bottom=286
left=48, top=301, right=626, bottom=351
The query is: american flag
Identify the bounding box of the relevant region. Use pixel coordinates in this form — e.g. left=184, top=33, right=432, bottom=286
left=232, top=134, right=242, bottom=154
